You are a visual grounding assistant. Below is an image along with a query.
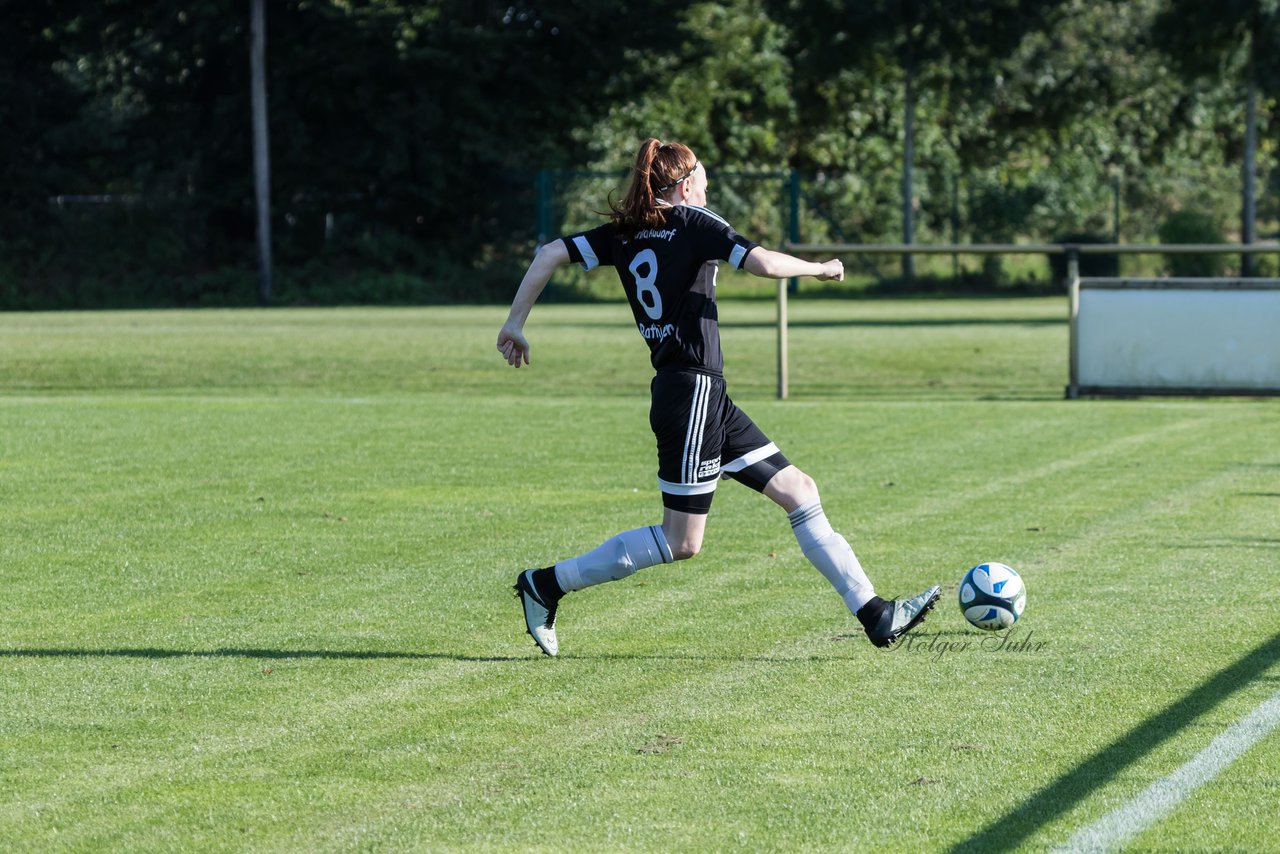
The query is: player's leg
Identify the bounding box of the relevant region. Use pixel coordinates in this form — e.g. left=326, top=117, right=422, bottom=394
left=716, top=413, right=873, bottom=611
left=720, top=402, right=940, bottom=647
left=661, top=506, right=707, bottom=560
left=515, top=523, right=676, bottom=657
left=755, top=462, right=879, bottom=617
left=763, top=463, right=941, bottom=645
left=763, top=462, right=940, bottom=646
left=514, top=371, right=719, bottom=656
left=522, top=494, right=706, bottom=616
left=541, top=493, right=709, bottom=597
left=650, top=369, right=721, bottom=561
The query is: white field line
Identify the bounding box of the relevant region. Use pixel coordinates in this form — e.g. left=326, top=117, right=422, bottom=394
left=1055, top=687, right=1280, bottom=853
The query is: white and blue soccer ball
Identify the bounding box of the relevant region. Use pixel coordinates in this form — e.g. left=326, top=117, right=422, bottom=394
left=958, top=562, right=1026, bottom=631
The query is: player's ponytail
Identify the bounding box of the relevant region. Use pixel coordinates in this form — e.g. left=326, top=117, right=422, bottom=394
left=610, top=138, right=697, bottom=232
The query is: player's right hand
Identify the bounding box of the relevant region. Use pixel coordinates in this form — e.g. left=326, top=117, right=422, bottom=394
left=497, top=325, right=530, bottom=368
left=818, top=259, right=844, bottom=281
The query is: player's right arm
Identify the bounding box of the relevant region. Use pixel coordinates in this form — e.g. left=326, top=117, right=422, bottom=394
left=743, top=248, right=844, bottom=281
left=497, top=239, right=571, bottom=368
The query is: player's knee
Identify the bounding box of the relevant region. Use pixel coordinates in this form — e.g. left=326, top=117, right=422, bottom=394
left=768, top=466, right=819, bottom=507
left=790, top=468, right=819, bottom=502
left=669, top=535, right=702, bottom=561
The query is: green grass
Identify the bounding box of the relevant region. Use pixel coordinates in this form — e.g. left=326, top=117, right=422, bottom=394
left=1, top=299, right=1277, bottom=851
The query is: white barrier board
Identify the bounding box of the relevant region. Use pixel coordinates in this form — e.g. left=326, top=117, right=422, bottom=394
left=1070, top=280, right=1280, bottom=396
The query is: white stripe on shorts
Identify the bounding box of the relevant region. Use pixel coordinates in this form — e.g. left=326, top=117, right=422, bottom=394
left=657, top=477, right=719, bottom=496
left=681, top=374, right=711, bottom=484
left=694, top=375, right=712, bottom=479
left=722, top=441, right=781, bottom=473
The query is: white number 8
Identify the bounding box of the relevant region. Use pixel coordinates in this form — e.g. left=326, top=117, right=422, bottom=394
left=629, top=249, right=663, bottom=320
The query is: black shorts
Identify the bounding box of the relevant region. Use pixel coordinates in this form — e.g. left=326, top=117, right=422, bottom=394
left=650, top=370, right=791, bottom=514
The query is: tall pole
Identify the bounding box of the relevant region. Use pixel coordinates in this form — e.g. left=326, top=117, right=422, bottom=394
left=901, top=62, right=916, bottom=286
left=1241, top=39, right=1258, bottom=277
left=250, top=0, right=273, bottom=303
left=1112, top=173, right=1122, bottom=244
left=788, top=168, right=800, bottom=295
left=777, top=277, right=788, bottom=400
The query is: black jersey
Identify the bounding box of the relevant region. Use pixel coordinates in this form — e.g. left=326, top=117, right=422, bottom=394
left=562, top=204, right=758, bottom=375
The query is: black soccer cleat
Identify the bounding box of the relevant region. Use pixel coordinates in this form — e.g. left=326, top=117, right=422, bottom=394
left=514, top=569, right=559, bottom=657
left=862, top=585, right=942, bottom=648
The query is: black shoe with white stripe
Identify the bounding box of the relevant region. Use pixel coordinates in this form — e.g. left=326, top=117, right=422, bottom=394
left=514, top=569, right=559, bottom=657
left=859, top=586, right=942, bottom=648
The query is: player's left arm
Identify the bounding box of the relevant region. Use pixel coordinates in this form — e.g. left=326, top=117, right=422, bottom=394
left=743, top=247, right=844, bottom=281
left=692, top=210, right=843, bottom=282
left=497, top=239, right=571, bottom=368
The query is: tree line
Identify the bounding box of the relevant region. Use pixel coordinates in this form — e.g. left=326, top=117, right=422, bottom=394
left=1, top=0, right=1274, bottom=308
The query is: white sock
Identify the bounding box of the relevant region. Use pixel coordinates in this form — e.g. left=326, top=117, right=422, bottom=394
left=788, top=499, right=876, bottom=613
left=554, top=526, right=674, bottom=593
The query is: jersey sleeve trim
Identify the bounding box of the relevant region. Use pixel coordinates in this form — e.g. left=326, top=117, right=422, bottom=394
left=571, top=235, right=599, bottom=271
left=687, top=204, right=730, bottom=226
left=684, top=205, right=758, bottom=269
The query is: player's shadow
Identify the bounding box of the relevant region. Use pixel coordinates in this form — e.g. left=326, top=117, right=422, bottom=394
left=948, top=629, right=1280, bottom=853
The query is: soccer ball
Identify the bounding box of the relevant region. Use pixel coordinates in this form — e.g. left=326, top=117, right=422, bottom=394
left=958, top=562, right=1026, bottom=631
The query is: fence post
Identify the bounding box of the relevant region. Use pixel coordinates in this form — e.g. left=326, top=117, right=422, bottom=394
left=1111, top=173, right=1122, bottom=244
left=951, top=173, right=960, bottom=284
left=788, top=169, right=800, bottom=296
left=1242, top=67, right=1258, bottom=276
left=777, top=277, right=789, bottom=401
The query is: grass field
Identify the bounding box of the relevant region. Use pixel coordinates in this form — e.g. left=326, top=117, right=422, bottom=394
left=1, top=298, right=1278, bottom=852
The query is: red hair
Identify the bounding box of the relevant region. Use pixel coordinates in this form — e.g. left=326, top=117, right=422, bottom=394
left=609, top=138, right=697, bottom=232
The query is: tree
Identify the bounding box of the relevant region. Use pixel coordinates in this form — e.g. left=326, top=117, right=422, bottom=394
left=1154, top=0, right=1280, bottom=274
left=0, top=1, right=101, bottom=241
left=773, top=0, right=1067, bottom=280
left=33, top=1, right=689, bottom=282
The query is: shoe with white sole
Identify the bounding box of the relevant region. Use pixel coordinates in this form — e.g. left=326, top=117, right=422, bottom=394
left=514, top=569, right=559, bottom=657
left=864, top=585, right=941, bottom=648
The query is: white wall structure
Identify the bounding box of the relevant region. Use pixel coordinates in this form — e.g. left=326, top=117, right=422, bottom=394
left=1068, top=279, right=1280, bottom=397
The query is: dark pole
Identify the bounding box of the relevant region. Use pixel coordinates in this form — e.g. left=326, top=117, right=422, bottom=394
left=901, top=62, right=916, bottom=286
left=1242, top=29, right=1258, bottom=276
left=1112, top=173, right=1122, bottom=244
left=951, top=172, right=960, bottom=284
left=789, top=169, right=800, bottom=295
left=251, top=0, right=273, bottom=303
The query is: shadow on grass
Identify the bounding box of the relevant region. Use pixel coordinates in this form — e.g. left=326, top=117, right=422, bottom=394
left=1164, top=538, right=1280, bottom=549
left=948, top=630, right=1280, bottom=853
left=0, top=647, right=524, bottom=663
left=0, top=646, right=882, bottom=664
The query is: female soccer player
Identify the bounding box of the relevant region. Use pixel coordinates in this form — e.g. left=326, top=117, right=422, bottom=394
left=499, top=138, right=939, bottom=656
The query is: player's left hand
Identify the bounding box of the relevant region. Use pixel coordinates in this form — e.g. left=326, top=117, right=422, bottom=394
left=818, top=259, right=844, bottom=281
left=497, top=325, right=530, bottom=368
